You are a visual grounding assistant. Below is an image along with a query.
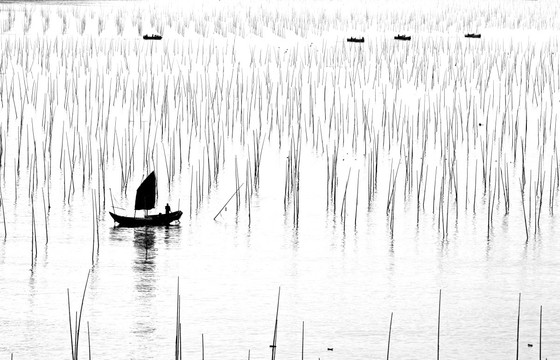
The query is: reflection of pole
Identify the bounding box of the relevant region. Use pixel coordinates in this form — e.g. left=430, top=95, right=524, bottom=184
left=270, top=287, right=281, bottom=360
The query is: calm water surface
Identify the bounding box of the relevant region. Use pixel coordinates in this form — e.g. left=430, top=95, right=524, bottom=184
left=1, top=155, right=560, bottom=359
left=1, top=0, right=560, bottom=359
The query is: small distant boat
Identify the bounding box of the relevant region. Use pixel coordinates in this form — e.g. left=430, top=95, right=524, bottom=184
left=109, top=171, right=182, bottom=227
left=347, top=37, right=365, bottom=43
left=464, top=33, right=481, bottom=39
left=394, top=34, right=411, bottom=41
left=143, top=34, right=162, bottom=40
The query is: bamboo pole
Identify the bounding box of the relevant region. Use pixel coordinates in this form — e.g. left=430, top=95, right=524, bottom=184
left=516, top=293, right=521, bottom=360
left=437, top=289, right=441, bottom=360
left=270, top=287, right=281, bottom=360
left=213, top=183, right=244, bottom=221
left=387, top=312, right=393, bottom=360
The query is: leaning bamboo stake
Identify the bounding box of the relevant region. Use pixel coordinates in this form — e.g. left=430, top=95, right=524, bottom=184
left=270, top=287, right=281, bottom=360
left=340, top=169, right=351, bottom=231
left=387, top=312, right=393, bottom=360
left=0, top=185, right=6, bottom=239
left=42, top=190, right=48, bottom=244
left=213, top=183, right=244, bottom=221
left=67, top=289, right=74, bottom=360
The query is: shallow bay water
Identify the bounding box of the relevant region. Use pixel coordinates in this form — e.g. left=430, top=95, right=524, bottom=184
left=1, top=0, right=560, bottom=359
left=1, top=153, right=559, bottom=359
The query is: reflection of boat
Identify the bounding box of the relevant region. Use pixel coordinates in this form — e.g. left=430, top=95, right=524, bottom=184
left=143, top=34, right=162, bottom=40
left=464, top=33, right=481, bottom=39
left=134, top=228, right=156, bottom=248
left=347, top=37, right=364, bottom=43
left=394, top=34, right=411, bottom=41
left=133, top=227, right=156, bottom=262
left=109, top=171, right=182, bottom=227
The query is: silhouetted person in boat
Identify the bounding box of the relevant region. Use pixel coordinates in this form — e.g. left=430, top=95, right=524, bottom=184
left=165, top=203, right=170, bottom=215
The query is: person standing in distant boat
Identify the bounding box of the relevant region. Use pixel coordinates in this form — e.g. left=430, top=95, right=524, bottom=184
left=165, top=203, right=170, bottom=215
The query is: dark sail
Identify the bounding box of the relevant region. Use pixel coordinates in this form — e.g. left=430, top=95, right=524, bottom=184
left=135, top=171, right=157, bottom=210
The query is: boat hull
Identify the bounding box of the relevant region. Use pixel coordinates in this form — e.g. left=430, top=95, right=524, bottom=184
left=109, top=211, right=183, bottom=227
left=143, top=35, right=162, bottom=40
left=347, top=37, right=365, bottom=43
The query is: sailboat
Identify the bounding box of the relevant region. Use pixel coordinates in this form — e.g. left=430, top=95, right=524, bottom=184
left=109, top=171, right=182, bottom=227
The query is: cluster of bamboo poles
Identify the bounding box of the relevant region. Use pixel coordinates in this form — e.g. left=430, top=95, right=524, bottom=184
left=66, top=270, right=91, bottom=360
left=0, top=5, right=558, bottom=251
left=0, top=3, right=557, bottom=359
left=19, top=0, right=560, bottom=38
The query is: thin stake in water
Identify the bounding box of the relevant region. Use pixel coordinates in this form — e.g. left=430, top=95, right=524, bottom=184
left=516, top=293, right=521, bottom=360
left=437, top=289, right=441, bottom=360
left=270, top=287, right=281, bottom=360
left=387, top=312, right=393, bottom=360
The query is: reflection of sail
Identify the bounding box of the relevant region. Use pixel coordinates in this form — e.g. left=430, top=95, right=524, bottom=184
left=134, top=228, right=156, bottom=262
left=135, top=172, right=157, bottom=210
left=131, top=228, right=157, bottom=343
